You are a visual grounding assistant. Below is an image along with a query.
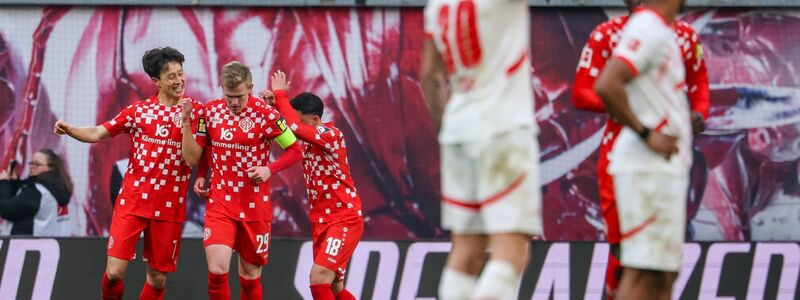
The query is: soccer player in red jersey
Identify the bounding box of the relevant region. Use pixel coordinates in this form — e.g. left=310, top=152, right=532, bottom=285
left=54, top=47, right=204, bottom=300
left=180, top=62, right=302, bottom=300
left=263, top=71, right=363, bottom=300
left=572, top=0, right=709, bottom=298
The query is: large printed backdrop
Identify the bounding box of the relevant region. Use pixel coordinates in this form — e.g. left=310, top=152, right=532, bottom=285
left=0, top=7, right=799, bottom=241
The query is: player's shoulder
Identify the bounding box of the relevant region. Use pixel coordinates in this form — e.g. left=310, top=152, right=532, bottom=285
left=587, top=16, right=626, bottom=45
left=250, top=100, right=280, bottom=119
left=204, top=98, right=226, bottom=110
left=317, top=123, right=343, bottom=138
left=596, top=15, right=627, bottom=33
left=673, top=19, right=700, bottom=42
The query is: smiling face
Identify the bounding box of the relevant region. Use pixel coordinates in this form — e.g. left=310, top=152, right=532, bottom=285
left=153, top=61, right=185, bottom=101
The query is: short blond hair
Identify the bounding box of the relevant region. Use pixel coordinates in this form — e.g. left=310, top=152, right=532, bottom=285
left=220, top=61, right=252, bottom=89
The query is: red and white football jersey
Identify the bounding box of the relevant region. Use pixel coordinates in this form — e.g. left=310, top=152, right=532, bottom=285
left=273, top=90, right=362, bottom=224
left=424, top=0, right=536, bottom=144
left=102, top=95, right=205, bottom=222
left=196, top=96, right=291, bottom=221
left=608, top=7, right=692, bottom=175
left=573, top=15, right=709, bottom=117
left=572, top=13, right=711, bottom=192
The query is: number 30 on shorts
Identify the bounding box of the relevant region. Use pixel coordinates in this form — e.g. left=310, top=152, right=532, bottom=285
left=325, top=237, right=343, bottom=256
left=255, top=233, right=270, bottom=254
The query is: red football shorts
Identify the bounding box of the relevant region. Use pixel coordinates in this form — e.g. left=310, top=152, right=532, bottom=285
left=107, top=213, right=183, bottom=272
left=312, top=216, right=364, bottom=281
left=203, top=214, right=272, bottom=266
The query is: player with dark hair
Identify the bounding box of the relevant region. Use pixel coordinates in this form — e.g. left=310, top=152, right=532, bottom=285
left=261, top=71, right=362, bottom=300
left=54, top=46, right=204, bottom=300
left=594, top=0, right=691, bottom=298
left=572, top=0, right=709, bottom=297
left=181, top=62, right=302, bottom=300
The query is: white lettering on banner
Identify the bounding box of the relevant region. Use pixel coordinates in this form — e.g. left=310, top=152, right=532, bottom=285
left=0, top=239, right=60, bottom=300
left=345, top=242, right=400, bottom=300
left=672, top=243, right=702, bottom=299
left=396, top=242, right=451, bottom=300
left=583, top=243, right=609, bottom=300
left=747, top=243, right=800, bottom=300
left=532, top=243, right=571, bottom=300
left=294, top=242, right=315, bottom=300
left=700, top=243, right=751, bottom=300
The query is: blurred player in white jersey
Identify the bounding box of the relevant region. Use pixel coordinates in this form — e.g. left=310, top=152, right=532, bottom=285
left=421, top=1, right=541, bottom=299
left=594, top=0, right=689, bottom=299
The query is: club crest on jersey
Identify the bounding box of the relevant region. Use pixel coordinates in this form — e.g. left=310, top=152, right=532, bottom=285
left=316, top=125, right=330, bottom=134
left=239, top=117, right=254, bottom=132
left=172, top=112, right=183, bottom=127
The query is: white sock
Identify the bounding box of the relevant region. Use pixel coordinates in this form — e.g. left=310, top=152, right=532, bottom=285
left=473, top=260, right=520, bottom=300
left=439, top=267, right=478, bottom=300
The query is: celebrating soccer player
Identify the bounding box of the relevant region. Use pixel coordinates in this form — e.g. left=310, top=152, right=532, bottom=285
left=54, top=47, right=203, bottom=300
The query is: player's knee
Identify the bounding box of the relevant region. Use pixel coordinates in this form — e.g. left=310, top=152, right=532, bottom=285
left=240, top=267, right=261, bottom=280
left=146, top=270, right=167, bottom=289
left=448, top=248, right=486, bottom=275
left=105, top=267, right=125, bottom=281
left=207, top=262, right=230, bottom=275
left=309, top=265, right=335, bottom=285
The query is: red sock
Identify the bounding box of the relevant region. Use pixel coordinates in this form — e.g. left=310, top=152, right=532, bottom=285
left=310, top=284, right=336, bottom=300
left=101, top=272, right=124, bottom=300
left=139, top=282, right=165, bottom=300
left=605, top=249, right=623, bottom=299
left=239, top=276, right=263, bottom=300
left=335, top=288, right=356, bottom=300
left=208, top=272, right=230, bottom=300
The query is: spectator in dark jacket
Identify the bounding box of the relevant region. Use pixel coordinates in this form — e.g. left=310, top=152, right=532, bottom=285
left=0, top=149, right=72, bottom=236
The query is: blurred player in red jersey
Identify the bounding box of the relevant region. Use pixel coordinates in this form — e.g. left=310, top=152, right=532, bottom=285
left=259, top=71, right=363, bottom=300
left=54, top=47, right=204, bottom=300
left=572, top=0, right=710, bottom=298
left=180, top=61, right=302, bottom=300
left=422, top=1, right=542, bottom=299
left=595, top=0, right=692, bottom=299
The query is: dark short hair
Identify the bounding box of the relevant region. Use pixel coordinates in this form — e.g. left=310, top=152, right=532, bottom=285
left=290, top=92, right=324, bottom=117
left=142, top=47, right=185, bottom=79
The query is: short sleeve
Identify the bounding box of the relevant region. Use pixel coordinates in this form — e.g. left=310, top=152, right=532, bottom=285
left=612, top=12, right=670, bottom=76
left=101, top=104, right=136, bottom=137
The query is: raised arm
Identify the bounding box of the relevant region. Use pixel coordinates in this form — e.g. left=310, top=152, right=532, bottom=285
left=179, top=98, right=204, bottom=167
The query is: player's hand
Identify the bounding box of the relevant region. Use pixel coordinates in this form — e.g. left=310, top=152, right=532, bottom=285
left=246, top=166, right=272, bottom=185
left=271, top=70, right=291, bottom=92
left=178, top=97, right=193, bottom=123
left=645, top=131, right=679, bottom=160
left=258, top=89, right=275, bottom=106
left=194, top=177, right=209, bottom=198
left=54, top=120, right=70, bottom=135
left=691, top=112, right=705, bottom=135
left=0, top=169, right=9, bottom=180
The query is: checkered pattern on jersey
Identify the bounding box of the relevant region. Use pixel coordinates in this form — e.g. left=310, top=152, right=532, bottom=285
left=201, top=98, right=283, bottom=221
left=296, top=124, right=362, bottom=224
left=103, top=96, right=204, bottom=222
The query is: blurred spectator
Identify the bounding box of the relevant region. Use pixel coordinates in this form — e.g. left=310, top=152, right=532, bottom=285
left=0, top=149, right=71, bottom=236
